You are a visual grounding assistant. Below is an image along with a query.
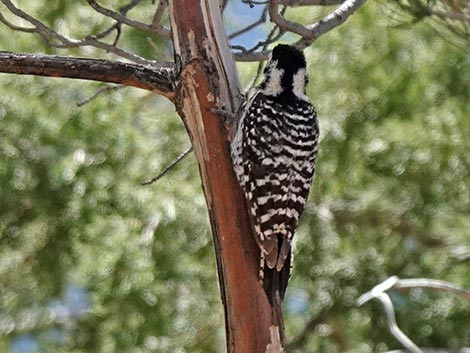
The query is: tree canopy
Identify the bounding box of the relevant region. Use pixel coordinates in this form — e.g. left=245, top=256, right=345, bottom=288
left=0, top=1, right=469, bottom=352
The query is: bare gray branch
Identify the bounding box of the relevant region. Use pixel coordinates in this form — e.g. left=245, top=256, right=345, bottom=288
left=280, top=0, right=344, bottom=5
left=0, top=0, right=161, bottom=65
left=234, top=51, right=270, bottom=61
left=0, top=11, right=35, bottom=32
left=86, top=0, right=170, bottom=36
left=358, top=277, right=470, bottom=353
left=395, top=278, right=470, bottom=299
left=233, top=0, right=366, bottom=61
left=269, top=0, right=366, bottom=40
left=229, top=6, right=268, bottom=39
left=387, top=348, right=470, bottom=353
left=375, top=292, right=424, bottom=353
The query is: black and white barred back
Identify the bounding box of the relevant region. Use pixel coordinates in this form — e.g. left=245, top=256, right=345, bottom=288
left=231, top=44, right=319, bottom=303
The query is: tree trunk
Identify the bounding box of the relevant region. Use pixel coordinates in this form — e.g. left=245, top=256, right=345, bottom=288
left=168, top=0, right=285, bottom=352
left=0, top=1, right=287, bottom=350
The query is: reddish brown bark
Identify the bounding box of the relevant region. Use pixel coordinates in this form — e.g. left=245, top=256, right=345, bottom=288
left=169, top=0, right=285, bottom=352
left=0, top=51, right=176, bottom=99
left=0, top=2, right=286, bottom=351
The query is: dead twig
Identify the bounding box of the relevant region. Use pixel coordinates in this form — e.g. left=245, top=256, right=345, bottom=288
left=142, top=146, right=193, bottom=185
left=1, top=0, right=156, bottom=65
left=151, top=0, right=171, bottom=36
left=229, top=6, right=268, bottom=39
left=77, top=85, right=124, bottom=107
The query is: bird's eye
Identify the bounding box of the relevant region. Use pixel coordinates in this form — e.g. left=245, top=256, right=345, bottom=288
left=305, top=76, right=309, bottom=84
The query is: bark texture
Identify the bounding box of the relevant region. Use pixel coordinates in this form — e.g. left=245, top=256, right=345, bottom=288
left=0, top=51, right=176, bottom=99
left=169, top=0, right=285, bottom=352
left=0, top=2, right=287, bottom=351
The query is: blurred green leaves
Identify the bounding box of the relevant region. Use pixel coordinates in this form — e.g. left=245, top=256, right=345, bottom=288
left=284, top=3, right=470, bottom=352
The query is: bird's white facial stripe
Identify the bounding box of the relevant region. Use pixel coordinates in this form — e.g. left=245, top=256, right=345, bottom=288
left=262, top=61, right=284, bottom=96
left=292, top=68, right=308, bottom=101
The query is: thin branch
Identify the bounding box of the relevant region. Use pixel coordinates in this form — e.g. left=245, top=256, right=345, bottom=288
left=86, top=0, right=170, bottom=36
left=386, top=348, right=470, bottom=353
left=357, top=276, right=400, bottom=306
left=151, top=0, right=171, bottom=36
left=242, top=0, right=269, bottom=7
left=142, top=146, right=193, bottom=185
left=394, top=278, right=470, bottom=299
left=269, top=0, right=367, bottom=41
left=232, top=24, right=285, bottom=62
left=234, top=50, right=270, bottom=61
left=357, top=277, right=425, bottom=353
left=232, top=0, right=366, bottom=61
left=377, top=292, right=424, bottom=353
left=86, top=0, right=150, bottom=31
left=230, top=0, right=360, bottom=61
left=88, top=22, right=120, bottom=42
left=391, top=0, right=470, bottom=48
left=280, top=0, right=344, bottom=5
left=358, top=277, right=470, bottom=353
left=77, top=85, right=124, bottom=107
left=357, top=276, right=470, bottom=307
left=0, top=51, right=176, bottom=99
left=228, top=6, right=268, bottom=39
left=244, top=14, right=284, bottom=94
left=402, top=0, right=467, bottom=21
left=0, top=11, right=35, bottom=32
left=80, top=38, right=152, bottom=65
left=0, top=0, right=157, bottom=65
left=85, top=0, right=144, bottom=46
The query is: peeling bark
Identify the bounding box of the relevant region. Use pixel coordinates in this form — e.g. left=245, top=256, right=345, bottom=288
left=265, top=326, right=285, bottom=353
left=0, top=2, right=287, bottom=351
left=169, top=0, right=285, bottom=352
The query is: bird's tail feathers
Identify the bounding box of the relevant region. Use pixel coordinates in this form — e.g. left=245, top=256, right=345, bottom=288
left=262, top=251, right=292, bottom=306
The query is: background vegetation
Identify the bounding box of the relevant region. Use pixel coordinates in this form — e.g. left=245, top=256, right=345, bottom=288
left=0, top=1, right=469, bottom=352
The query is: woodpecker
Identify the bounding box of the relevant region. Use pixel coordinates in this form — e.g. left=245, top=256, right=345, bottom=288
left=231, top=44, right=319, bottom=304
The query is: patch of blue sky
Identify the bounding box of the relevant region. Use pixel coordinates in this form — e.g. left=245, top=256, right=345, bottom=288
left=224, top=0, right=270, bottom=49
left=286, top=289, right=309, bottom=315
left=10, top=335, right=39, bottom=353
left=9, top=284, right=89, bottom=353
left=48, top=284, right=89, bottom=321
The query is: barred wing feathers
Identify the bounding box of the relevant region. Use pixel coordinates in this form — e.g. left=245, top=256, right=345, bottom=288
left=232, top=92, right=319, bottom=300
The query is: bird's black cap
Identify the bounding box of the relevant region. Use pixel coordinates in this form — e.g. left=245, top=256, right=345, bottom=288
left=271, top=44, right=306, bottom=70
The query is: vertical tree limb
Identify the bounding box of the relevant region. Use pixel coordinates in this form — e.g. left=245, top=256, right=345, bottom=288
left=168, top=0, right=285, bottom=352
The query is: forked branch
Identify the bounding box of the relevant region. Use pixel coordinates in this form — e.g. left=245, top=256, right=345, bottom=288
left=270, top=0, right=366, bottom=43
left=86, top=0, right=171, bottom=36
left=358, top=277, right=470, bottom=353
left=232, top=0, right=367, bottom=61
left=0, top=0, right=167, bottom=64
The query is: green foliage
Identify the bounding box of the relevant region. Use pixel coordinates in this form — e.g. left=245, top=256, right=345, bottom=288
left=0, top=1, right=469, bottom=353
left=283, top=4, right=470, bottom=352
